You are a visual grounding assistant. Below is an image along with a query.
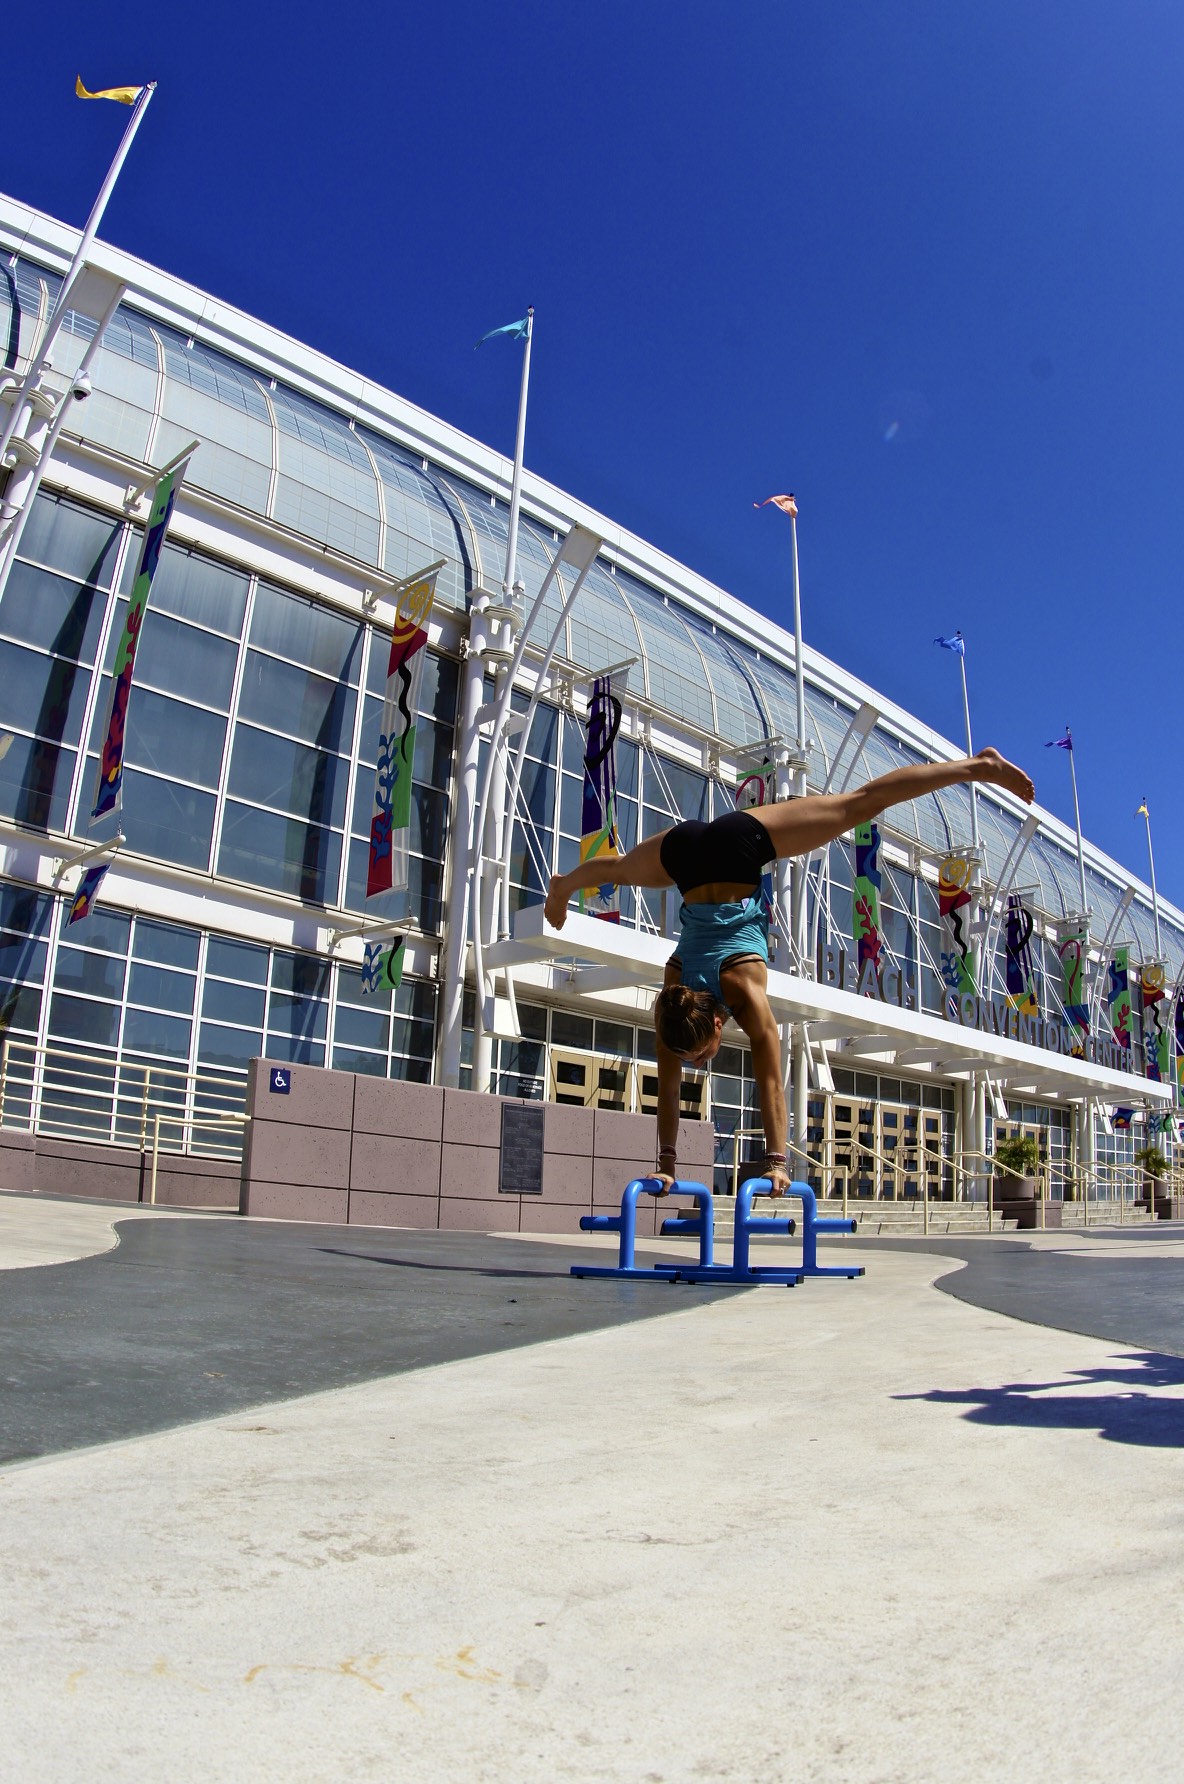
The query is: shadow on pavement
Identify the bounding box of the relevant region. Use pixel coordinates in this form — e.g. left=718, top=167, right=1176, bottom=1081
left=898, top=1350, right=1184, bottom=1448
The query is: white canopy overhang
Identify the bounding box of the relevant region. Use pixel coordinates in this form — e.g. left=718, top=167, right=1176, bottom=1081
left=489, top=906, right=1171, bottom=1107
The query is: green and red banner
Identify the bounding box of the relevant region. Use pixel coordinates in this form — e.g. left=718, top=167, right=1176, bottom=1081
left=938, top=854, right=976, bottom=998
left=92, top=453, right=192, bottom=819
left=367, top=570, right=438, bottom=898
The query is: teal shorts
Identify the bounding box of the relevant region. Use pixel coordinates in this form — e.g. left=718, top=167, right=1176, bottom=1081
left=672, top=896, right=770, bottom=1006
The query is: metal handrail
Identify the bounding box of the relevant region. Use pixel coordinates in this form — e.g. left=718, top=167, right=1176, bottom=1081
left=0, top=1035, right=248, bottom=1159
left=149, top=1109, right=250, bottom=1202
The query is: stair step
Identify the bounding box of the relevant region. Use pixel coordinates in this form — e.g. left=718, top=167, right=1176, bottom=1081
left=671, top=1198, right=1158, bottom=1238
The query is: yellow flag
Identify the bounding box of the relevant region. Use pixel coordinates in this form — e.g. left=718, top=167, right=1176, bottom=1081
left=76, top=76, right=143, bottom=105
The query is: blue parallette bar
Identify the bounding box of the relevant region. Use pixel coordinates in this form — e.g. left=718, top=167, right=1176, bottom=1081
left=571, top=1177, right=864, bottom=1286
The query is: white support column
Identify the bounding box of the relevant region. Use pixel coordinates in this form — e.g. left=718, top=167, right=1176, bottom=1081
left=438, top=601, right=492, bottom=1089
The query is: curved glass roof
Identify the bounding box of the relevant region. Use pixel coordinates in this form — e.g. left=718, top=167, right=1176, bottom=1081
left=4, top=249, right=1181, bottom=962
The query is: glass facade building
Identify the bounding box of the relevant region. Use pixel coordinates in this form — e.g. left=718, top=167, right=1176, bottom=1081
left=1, top=198, right=1180, bottom=1201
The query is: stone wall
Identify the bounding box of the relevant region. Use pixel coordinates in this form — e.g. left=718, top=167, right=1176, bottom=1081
left=0, top=1127, right=240, bottom=1207
left=239, top=1059, right=716, bottom=1235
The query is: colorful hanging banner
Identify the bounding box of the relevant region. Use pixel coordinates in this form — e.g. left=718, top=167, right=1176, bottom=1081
left=1111, top=1106, right=1134, bottom=1131
left=577, top=676, right=622, bottom=922
left=1107, top=946, right=1132, bottom=1053
left=66, top=863, right=110, bottom=926
left=853, top=821, right=883, bottom=988
left=1057, top=920, right=1089, bottom=1029
left=92, top=454, right=192, bottom=819
left=1004, top=895, right=1039, bottom=1017
left=1140, top=961, right=1172, bottom=1083
left=938, top=854, right=976, bottom=999
left=360, top=936, right=405, bottom=995
left=1175, top=990, right=1184, bottom=1106
left=366, top=570, right=439, bottom=899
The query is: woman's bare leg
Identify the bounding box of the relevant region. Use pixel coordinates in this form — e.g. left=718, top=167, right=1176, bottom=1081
left=753, top=747, right=1034, bottom=861
left=544, top=830, right=673, bottom=929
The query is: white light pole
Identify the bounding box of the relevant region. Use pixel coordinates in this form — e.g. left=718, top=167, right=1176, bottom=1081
left=439, top=309, right=534, bottom=1090
left=1137, top=798, right=1162, bottom=957
left=0, top=82, right=155, bottom=477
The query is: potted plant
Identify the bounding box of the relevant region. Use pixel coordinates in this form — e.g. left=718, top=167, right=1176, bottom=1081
left=992, top=1134, right=1040, bottom=1226
left=1135, top=1145, right=1170, bottom=1218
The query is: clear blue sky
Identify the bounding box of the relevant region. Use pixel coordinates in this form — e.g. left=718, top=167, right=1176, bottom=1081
left=10, top=3, right=1184, bottom=896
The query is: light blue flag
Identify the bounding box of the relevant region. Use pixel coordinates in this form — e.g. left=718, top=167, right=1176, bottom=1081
left=933, top=632, right=965, bottom=657
left=475, top=316, right=530, bottom=349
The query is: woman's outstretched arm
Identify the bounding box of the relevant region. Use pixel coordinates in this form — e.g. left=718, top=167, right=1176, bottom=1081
left=754, top=746, right=1034, bottom=862
left=544, top=831, right=673, bottom=930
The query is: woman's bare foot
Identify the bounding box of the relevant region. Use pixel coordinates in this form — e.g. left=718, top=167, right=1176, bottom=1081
left=544, top=874, right=570, bottom=930
left=973, top=747, right=1034, bottom=804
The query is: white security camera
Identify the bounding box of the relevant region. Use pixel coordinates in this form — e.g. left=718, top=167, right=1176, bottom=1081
left=71, top=371, right=92, bottom=401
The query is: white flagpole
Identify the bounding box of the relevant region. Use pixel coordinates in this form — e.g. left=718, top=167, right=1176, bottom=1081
left=956, top=642, right=980, bottom=849
left=1065, top=728, right=1088, bottom=916
left=502, top=307, right=533, bottom=601
left=1141, top=801, right=1162, bottom=956
left=0, top=82, right=156, bottom=471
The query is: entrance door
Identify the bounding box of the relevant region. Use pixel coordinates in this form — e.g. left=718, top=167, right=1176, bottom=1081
left=832, top=1096, right=877, bottom=1198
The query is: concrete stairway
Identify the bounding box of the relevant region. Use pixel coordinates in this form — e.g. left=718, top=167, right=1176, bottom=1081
left=673, top=1196, right=1158, bottom=1239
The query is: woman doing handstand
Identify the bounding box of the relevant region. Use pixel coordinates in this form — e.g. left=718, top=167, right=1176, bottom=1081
left=544, top=747, right=1034, bottom=1195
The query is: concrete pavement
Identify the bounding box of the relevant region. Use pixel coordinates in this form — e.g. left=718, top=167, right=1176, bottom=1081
left=2, top=1192, right=1184, bottom=1782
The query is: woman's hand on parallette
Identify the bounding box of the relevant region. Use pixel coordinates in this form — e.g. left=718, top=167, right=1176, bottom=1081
left=764, top=1163, right=792, bottom=1198
left=649, top=1170, right=676, bottom=1194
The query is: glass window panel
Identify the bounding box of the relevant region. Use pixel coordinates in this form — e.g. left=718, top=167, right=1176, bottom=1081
left=333, top=1004, right=391, bottom=1052
left=391, top=1014, right=436, bottom=1060
left=263, top=1032, right=326, bottom=1066
left=48, top=991, right=120, bottom=1048
left=594, top=1019, right=634, bottom=1056
left=251, top=582, right=364, bottom=680
left=228, top=723, right=349, bottom=828
left=270, top=951, right=330, bottom=1000
left=20, top=493, right=123, bottom=587
left=0, top=561, right=110, bottom=664
left=336, top=964, right=390, bottom=1010
left=206, top=936, right=269, bottom=985
left=0, top=734, right=74, bottom=833
left=56, top=904, right=130, bottom=953
left=122, top=1006, right=191, bottom=1059
left=83, top=758, right=216, bottom=871
left=0, top=932, right=48, bottom=985
left=150, top=545, right=249, bottom=638
left=198, top=1021, right=263, bottom=1067
left=218, top=803, right=342, bottom=902
left=0, top=981, right=42, bottom=1031
left=551, top=1010, right=593, bottom=1050
left=54, top=946, right=126, bottom=999
left=0, top=886, right=53, bottom=939
left=128, top=961, right=196, bottom=1014
left=132, top=918, right=200, bottom=971
left=202, top=977, right=266, bottom=1027
left=88, top=684, right=227, bottom=789
left=238, top=651, right=357, bottom=751
left=333, top=1047, right=390, bottom=1076
left=103, top=605, right=238, bottom=711
left=0, top=639, right=92, bottom=746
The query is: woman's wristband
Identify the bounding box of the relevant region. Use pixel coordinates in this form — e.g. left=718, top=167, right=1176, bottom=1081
left=657, top=1146, right=677, bottom=1170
